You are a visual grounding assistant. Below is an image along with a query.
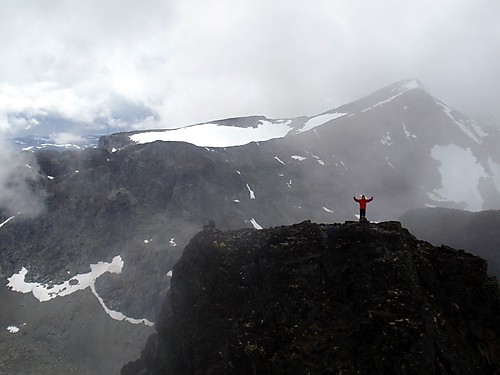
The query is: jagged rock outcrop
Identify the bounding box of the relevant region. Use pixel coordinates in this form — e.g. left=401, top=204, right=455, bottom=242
left=122, top=221, right=500, bottom=374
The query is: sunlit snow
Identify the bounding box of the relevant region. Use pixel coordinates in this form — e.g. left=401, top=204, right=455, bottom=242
left=130, top=120, right=293, bottom=147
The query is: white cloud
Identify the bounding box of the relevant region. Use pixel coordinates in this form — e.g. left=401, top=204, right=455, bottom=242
left=49, top=132, right=86, bottom=145
left=0, top=0, right=499, bottom=135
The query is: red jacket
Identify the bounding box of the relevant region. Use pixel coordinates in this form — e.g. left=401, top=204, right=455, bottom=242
left=354, top=196, right=373, bottom=209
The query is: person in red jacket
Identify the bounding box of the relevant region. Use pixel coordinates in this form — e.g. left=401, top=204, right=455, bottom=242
left=353, top=195, right=373, bottom=221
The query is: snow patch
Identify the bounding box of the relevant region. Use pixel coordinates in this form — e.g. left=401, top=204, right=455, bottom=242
left=398, top=79, right=420, bottom=91
left=7, top=256, right=154, bottom=326
left=169, top=238, right=177, bottom=247
left=250, top=218, right=263, bottom=230
left=274, top=156, right=286, bottom=165
left=312, top=155, right=325, bottom=165
left=90, top=283, right=154, bottom=326
left=430, top=144, right=487, bottom=210
left=291, top=155, right=306, bottom=161
left=246, top=183, right=256, bottom=199
left=385, top=157, right=396, bottom=170
left=299, top=112, right=347, bottom=133
left=402, top=122, right=417, bottom=140
left=323, top=206, right=334, bottom=213
left=381, top=132, right=393, bottom=146
left=0, top=216, right=15, bottom=228
left=362, top=92, right=405, bottom=113
left=436, top=101, right=483, bottom=144
left=7, top=326, right=20, bottom=333
left=130, top=119, right=293, bottom=148
left=7, top=256, right=124, bottom=302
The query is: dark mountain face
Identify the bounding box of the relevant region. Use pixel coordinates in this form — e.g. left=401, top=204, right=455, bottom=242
left=1, top=79, right=500, bottom=373
left=122, top=221, right=500, bottom=375
left=400, top=207, right=500, bottom=278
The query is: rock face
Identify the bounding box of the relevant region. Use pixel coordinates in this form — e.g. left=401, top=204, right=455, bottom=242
left=122, top=221, right=500, bottom=374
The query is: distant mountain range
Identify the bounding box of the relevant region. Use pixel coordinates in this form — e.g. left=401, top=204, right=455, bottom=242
left=11, top=134, right=100, bottom=151
left=1, top=79, right=499, bottom=374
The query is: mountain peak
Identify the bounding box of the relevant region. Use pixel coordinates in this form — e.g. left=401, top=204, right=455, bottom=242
left=122, top=221, right=500, bottom=374
left=390, top=78, right=426, bottom=93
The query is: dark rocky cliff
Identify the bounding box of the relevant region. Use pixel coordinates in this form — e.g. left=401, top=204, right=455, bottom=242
left=122, top=221, right=500, bottom=374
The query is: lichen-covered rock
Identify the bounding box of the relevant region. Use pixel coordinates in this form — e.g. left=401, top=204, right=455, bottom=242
left=123, top=221, right=500, bottom=375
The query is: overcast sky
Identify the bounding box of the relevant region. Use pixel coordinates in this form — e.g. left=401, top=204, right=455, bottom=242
left=1, top=0, right=499, bottom=136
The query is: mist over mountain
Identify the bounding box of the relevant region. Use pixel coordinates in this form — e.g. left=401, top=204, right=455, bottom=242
left=401, top=207, right=500, bottom=278
left=1, top=79, right=499, bottom=374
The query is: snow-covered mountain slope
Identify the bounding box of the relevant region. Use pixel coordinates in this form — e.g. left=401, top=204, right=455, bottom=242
left=2, top=79, right=500, bottom=374
left=128, top=111, right=347, bottom=148
left=100, top=79, right=500, bottom=212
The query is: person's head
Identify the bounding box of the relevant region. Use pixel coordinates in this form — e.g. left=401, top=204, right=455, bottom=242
left=361, top=194, right=365, bottom=198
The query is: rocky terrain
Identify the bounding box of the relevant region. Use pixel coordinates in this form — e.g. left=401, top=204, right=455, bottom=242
left=2, top=79, right=500, bottom=373
left=123, top=221, right=500, bottom=375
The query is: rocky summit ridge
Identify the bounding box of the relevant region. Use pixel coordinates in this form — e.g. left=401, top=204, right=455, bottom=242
left=122, top=221, right=500, bottom=375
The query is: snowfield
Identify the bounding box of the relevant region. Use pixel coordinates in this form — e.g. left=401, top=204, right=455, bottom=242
left=7, top=256, right=154, bottom=326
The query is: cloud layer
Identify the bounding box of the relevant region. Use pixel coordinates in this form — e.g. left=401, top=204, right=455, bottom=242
left=1, top=0, right=499, bottom=135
